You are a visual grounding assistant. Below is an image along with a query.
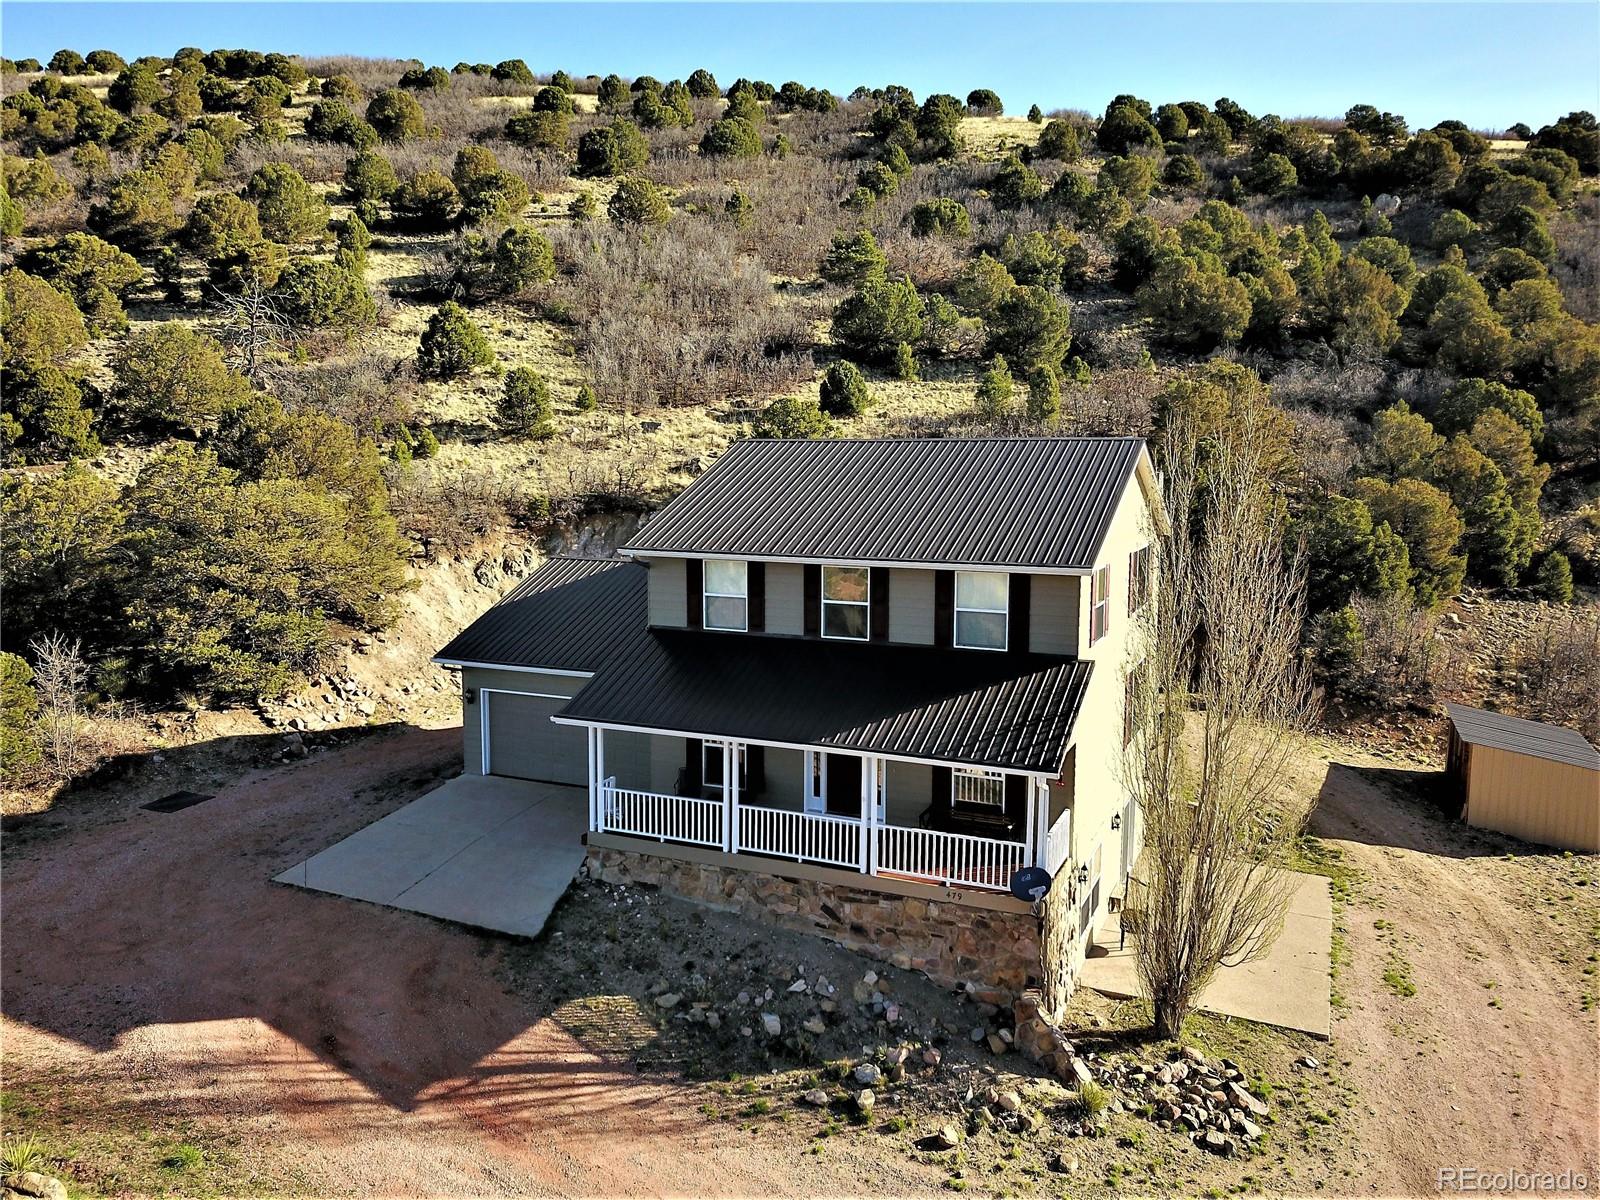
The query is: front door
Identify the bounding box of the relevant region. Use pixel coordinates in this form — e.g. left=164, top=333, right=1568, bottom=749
left=824, top=753, right=861, bottom=816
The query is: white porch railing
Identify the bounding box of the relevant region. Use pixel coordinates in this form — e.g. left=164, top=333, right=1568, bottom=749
left=598, top=785, right=724, bottom=849
left=1046, top=811, right=1072, bottom=875
left=737, top=805, right=862, bottom=869
left=875, top=824, right=1029, bottom=891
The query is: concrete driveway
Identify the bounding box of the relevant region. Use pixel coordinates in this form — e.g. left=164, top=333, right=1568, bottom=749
left=275, top=774, right=588, bottom=937
left=1078, top=870, right=1333, bottom=1037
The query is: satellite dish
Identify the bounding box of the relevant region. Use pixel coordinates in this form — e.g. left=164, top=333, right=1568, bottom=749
left=1010, top=865, right=1052, bottom=903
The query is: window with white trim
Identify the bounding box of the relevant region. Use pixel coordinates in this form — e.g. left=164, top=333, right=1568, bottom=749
left=702, top=741, right=747, bottom=799
left=703, top=558, right=748, bottom=631
left=821, top=565, right=869, bottom=640
left=1089, top=564, right=1111, bottom=646
left=952, top=767, right=1006, bottom=808
left=954, top=570, right=1009, bottom=650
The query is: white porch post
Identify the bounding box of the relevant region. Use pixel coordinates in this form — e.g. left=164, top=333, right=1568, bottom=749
left=859, top=755, right=877, bottom=876
left=595, top=728, right=607, bottom=835
left=1032, top=778, right=1051, bottom=870
left=725, top=740, right=740, bottom=853
left=587, top=726, right=597, bottom=831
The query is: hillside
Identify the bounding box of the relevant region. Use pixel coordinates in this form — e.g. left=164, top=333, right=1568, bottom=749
left=2, top=51, right=1598, bottom=801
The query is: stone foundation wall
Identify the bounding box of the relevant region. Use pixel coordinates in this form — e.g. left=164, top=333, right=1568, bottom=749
left=1013, top=988, right=1095, bottom=1086
left=584, top=846, right=1041, bottom=1003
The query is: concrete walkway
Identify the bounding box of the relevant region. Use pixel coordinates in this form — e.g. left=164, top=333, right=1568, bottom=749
left=1078, top=870, right=1333, bottom=1038
left=275, top=775, right=588, bottom=937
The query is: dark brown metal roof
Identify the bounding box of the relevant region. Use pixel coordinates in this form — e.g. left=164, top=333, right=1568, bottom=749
left=436, top=556, right=1091, bottom=774
left=1446, top=703, right=1600, bottom=771
left=622, top=437, right=1149, bottom=569
left=433, top=556, right=648, bottom=673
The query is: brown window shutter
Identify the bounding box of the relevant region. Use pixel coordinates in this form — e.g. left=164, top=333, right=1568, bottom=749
left=869, top=567, right=890, bottom=642
left=685, top=558, right=703, bottom=630
left=1009, top=573, right=1031, bottom=653
left=933, top=570, right=954, bottom=648
left=748, top=561, right=766, bottom=633
left=1003, top=774, right=1029, bottom=844
left=803, top=564, right=821, bottom=637
left=929, top=765, right=952, bottom=828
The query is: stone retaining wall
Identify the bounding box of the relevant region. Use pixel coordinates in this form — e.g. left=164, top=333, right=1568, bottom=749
left=584, top=846, right=1042, bottom=1003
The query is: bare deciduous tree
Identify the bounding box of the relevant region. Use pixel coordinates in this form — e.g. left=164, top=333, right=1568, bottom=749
left=214, top=280, right=290, bottom=380
left=30, top=633, right=90, bottom=781
left=1123, top=387, right=1319, bottom=1038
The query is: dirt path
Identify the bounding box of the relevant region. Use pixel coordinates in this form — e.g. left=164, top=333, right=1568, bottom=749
left=1, top=725, right=946, bottom=1198
left=1303, top=744, right=1600, bottom=1195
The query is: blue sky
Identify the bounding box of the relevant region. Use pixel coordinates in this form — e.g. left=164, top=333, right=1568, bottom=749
left=4, top=2, right=1596, bottom=130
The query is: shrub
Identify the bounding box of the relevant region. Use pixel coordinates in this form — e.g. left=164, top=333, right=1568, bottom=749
left=818, top=360, right=873, bottom=416
left=965, top=88, right=1002, bottom=115
left=399, top=65, right=451, bottom=91
left=1027, top=104, right=1043, bottom=123
left=343, top=150, right=400, bottom=205
left=1155, top=103, right=1189, bottom=141
left=915, top=93, right=965, bottom=157
left=1295, top=493, right=1413, bottom=611
left=1101, top=155, right=1159, bottom=206
left=497, top=367, right=555, bottom=439
left=955, top=253, right=1017, bottom=318
left=270, top=259, right=376, bottom=331
left=111, top=323, right=252, bottom=431
left=1430, top=208, right=1479, bottom=253
left=987, top=285, right=1071, bottom=376
left=244, top=162, right=331, bottom=244
left=459, top=169, right=532, bottom=227
left=725, top=188, right=753, bottom=228
left=1026, top=366, right=1061, bottom=424
left=0, top=653, right=41, bottom=774
left=686, top=68, right=719, bottom=99
left=321, top=74, right=361, bottom=102
left=1136, top=252, right=1251, bottom=349
left=1247, top=152, right=1299, bottom=196
left=107, top=61, right=163, bottom=112
left=505, top=109, right=569, bottom=150
left=573, top=384, right=597, bottom=411
left=1097, top=103, right=1161, bottom=155
left=1035, top=119, right=1081, bottom=161
left=305, top=100, right=377, bottom=148
left=975, top=354, right=1015, bottom=417
left=392, top=169, right=460, bottom=230
left=1, top=269, right=88, bottom=373
left=2, top=365, right=99, bottom=461
left=49, top=49, right=87, bottom=75
left=490, top=59, right=535, bottom=85
left=87, top=168, right=181, bottom=249
left=1434, top=379, right=1543, bottom=441
left=1352, top=476, right=1466, bottom=606
left=753, top=394, right=830, bottom=438
left=576, top=120, right=649, bottom=177
left=700, top=116, right=763, bottom=158
left=418, top=301, right=495, bottom=377
left=19, top=232, right=143, bottom=336
left=990, top=155, right=1043, bottom=209
left=568, top=191, right=596, bottom=222
left=365, top=88, right=426, bottom=141
left=856, top=161, right=900, bottom=198
left=608, top=176, right=671, bottom=227
left=1530, top=551, right=1574, bottom=602
left=909, top=197, right=970, bottom=239
left=492, top=224, right=556, bottom=292
left=1163, top=154, right=1204, bottom=190
left=832, top=276, right=924, bottom=364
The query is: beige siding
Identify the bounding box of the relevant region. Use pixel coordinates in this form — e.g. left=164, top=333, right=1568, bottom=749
left=1030, top=574, right=1080, bottom=656
left=648, top=556, right=687, bottom=627
left=460, top=667, right=588, bottom=775
left=889, top=568, right=936, bottom=645
left=765, top=563, right=806, bottom=635
left=1465, top=745, right=1600, bottom=851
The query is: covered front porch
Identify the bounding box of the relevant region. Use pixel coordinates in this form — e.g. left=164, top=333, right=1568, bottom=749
left=569, top=724, right=1074, bottom=894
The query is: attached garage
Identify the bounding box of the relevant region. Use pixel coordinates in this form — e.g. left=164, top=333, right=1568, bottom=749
left=1445, top=703, right=1600, bottom=852
left=462, top=667, right=590, bottom=785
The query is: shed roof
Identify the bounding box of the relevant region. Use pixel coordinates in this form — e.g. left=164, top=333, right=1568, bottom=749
left=621, top=436, right=1151, bottom=570
left=1445, top=703, right=1600, bottom=772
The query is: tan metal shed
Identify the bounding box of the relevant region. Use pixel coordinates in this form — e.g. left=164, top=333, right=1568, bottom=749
left=1444, top=704, right=1600, bottom=852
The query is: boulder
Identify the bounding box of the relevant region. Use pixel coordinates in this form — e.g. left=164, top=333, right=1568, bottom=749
left=934, top=1124, right=962, bottom=1150
left=760, top=1013, right=782, bottom=1036
left=986, top=1034, right=1008, bottom=1055
left=3, top=1174, right=68, bottom=1200
left=1226, top=1081, right=1269, bottom=1117
left=802, top=1088, right=831, bottom=1107
left=854, top=1063, right=882, bottom=1086
left=855, top=1089, right=876, bottom=1113
left=802, top=1017, right=827, bottom=1036
left=654, top=992, right=681, bottom=1009
left=1197, top=1130, right=1236, bottom=1157
left=996, top=1090, right=1024, bottom=1114
left=922, top=1048, right=942, bottom=1067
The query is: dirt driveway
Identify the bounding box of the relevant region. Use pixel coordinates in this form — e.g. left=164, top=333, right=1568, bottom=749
left=1300, top=743, right=1600, bottom=1195
left=0, top=725, right=947, bottom=1198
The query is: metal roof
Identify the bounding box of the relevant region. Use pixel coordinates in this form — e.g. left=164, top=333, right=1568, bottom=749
left=1445, top=703, right=1600, bottom=772
left=436, top=556, right=1092, bottom=774
left=622, top=437, right=1150, bottom=570
left=433, top=556, right=649, bottom=673
left=558, top=631, right=1091, bottom=775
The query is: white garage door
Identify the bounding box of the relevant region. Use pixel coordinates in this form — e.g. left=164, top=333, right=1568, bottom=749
left=483, top=689, right=588, bottom=785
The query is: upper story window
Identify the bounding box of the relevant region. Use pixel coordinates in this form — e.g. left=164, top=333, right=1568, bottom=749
left=953, top=767, right=1006, bottom=808
left=1089, top=564, right=1111, bottom=646
left=1128, top=545, right=1152, bottom=615
left=822, top=565, right=869, bottom=640
left=703, top=558, right=748, bottom=631
left=954, top=570, right=1008, bottom=650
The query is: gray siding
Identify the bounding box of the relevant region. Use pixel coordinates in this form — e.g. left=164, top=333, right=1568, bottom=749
left=1030, top=573, right=1080, bottom=656
left=886, top=759, right=932, bottom=828
left=888, top=568, right=935, bottom=645
left=648, top=556, right=687, bottom=627
left=649, top=733, right=688, bottom=793
left=603, top=729, right=654, bottom=790
left=765, top=562, right=805, bottom=636
left=461, top=667, right=588, bottom=775
left=760, top=746, right=806, bottom=811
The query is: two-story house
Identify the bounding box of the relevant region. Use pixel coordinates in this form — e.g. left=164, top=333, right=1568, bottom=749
left=434, top=436, right=1165, bottom=1000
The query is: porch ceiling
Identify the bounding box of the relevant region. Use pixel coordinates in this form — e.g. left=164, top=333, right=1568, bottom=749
left=558, top=628, right=1092, bottom=776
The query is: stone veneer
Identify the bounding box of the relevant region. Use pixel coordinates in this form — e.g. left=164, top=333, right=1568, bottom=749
left=1013, top=988, right=1096, bottom=1086
left=584, top=846, right=1043, bottom=1003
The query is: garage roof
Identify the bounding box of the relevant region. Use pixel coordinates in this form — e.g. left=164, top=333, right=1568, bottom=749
left=1446, top=703, right=1600, bottom=771
left=622, top=437, right=1150, bottom=570
left=436, top=556, right=1091, bottom=775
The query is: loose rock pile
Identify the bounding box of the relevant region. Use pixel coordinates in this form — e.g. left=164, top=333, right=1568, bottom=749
left=1095, top=1045, right=1270, bottom=1156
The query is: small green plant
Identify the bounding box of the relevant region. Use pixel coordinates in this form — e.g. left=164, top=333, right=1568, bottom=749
left=161, top=1142, right=205, bottom=1171
left=1076, top=1079, right=1110, bottom=1117
left=0, top=1136, right=48, bottom=1174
